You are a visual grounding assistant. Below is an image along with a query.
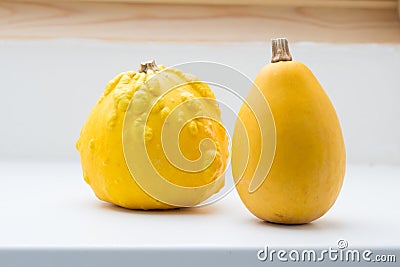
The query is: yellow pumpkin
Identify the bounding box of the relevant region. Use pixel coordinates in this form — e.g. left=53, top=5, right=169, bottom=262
left=232, top=39, right=346, bottom=224
left=76, top=61, right=229, bottom=209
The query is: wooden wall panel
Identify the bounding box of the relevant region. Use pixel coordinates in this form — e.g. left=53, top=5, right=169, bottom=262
left=0, top=1, right=399, bottom=43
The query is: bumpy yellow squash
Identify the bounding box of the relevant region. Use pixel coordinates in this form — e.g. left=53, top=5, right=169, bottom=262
left=77, top=61, right=229, bottom=209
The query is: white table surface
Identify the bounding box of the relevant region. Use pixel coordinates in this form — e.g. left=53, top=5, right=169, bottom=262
left=0, top=161, right=399, bottom=250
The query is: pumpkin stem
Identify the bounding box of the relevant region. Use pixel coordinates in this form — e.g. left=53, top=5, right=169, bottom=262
left=271, top=38, right=292, bottom=63
left=139, top=60, right=159, bottom=73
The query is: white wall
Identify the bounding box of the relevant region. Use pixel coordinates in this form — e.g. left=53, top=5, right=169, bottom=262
left=0, top=40, right=399, bottom=165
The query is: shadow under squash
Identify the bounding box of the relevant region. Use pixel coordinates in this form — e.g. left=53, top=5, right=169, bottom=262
left=98, top=201, right=219, bottom=216
left=254, top=217, right=348, bottom=231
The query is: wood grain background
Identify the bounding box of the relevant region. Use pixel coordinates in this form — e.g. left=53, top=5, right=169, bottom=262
left=76, top=0, right=399, bottom=8
left=1, top=1, right=399, bottom=43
